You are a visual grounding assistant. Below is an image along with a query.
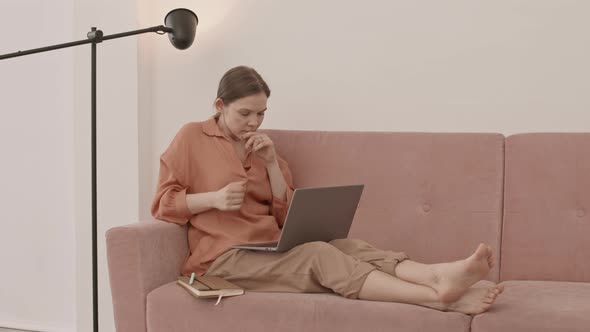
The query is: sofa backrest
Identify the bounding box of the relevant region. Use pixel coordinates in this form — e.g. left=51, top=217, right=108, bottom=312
left=264, top=130, right=505, bottom=281
left=501, top=133, right=590, bottom=282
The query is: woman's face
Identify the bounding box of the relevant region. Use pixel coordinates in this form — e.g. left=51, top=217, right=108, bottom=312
left=216, top=92, right=267, bottom=140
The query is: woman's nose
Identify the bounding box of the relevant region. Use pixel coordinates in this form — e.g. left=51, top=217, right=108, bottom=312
left=248, top=116, right=260, bottom=126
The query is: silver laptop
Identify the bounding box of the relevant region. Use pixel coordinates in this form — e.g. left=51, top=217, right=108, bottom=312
left=231, top=184, right=364, bottom=252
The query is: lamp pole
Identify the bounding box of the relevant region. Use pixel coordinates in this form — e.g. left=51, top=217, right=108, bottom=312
left=0, top=9, right=198, bottom=332
left=90, top=27, right=99, bottom=332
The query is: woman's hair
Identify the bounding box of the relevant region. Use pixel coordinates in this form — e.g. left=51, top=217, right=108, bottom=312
left=214, top=66, right=271, bottom=119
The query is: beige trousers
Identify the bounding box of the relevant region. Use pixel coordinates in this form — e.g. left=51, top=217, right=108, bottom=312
left=205, top=239, right=409, bottom=299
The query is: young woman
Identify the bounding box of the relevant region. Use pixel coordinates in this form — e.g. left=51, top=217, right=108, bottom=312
left=152, top=66, right=504, bottom=314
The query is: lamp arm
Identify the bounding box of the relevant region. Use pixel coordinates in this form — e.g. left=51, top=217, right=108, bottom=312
left=101, top=25, right=172, bottom=41
left=0, top=12, right=193, bottom=331
left=0, top=25, right=172, bottom=60
left=0, top=37, right=96, bottom=60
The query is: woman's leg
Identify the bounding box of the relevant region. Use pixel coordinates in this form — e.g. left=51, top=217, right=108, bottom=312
left=328, top=238, right=409, bottom=276
left=205, top=241, right=377, bottom=299
left=207, top=240, right=503, bottom=314
left=330, top=239, right=496, bottom=303
left=394, top=243, right=495, bottom=303
left=358, top=270, right=504, bottom=315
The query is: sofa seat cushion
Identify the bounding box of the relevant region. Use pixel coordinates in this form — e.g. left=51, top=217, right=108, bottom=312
left=472, top=281, right=590, bottom=332
left=147, top=281, right=472, bottom=332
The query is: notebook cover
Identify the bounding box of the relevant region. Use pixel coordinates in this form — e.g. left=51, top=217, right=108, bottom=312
left=177, top=275, right=244, bottom=298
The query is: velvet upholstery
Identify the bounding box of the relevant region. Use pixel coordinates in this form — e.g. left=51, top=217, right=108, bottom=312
left=501, top=133, right=590, bottom=282
left=472, top=281, right=590, bottom=332
left=106, top=131, right=589, bottom=332
left=148, top=282, right=471, bottom=332
left=264, top=130, right=504, bottom=280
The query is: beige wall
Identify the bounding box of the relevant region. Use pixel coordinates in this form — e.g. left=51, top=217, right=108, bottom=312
left=0, top=1, right=76, bottom=331
left=141, top=0, right=590, bottom=211
left=3, top=1, right=589, bottom=332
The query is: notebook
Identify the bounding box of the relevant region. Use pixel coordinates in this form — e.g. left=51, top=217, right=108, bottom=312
left=177, top=275, right=244, bottom=302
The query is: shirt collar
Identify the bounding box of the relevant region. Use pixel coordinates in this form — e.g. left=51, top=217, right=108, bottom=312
left=202, top=117, right=253, bottom=168
left=202, top=117, right=226, bottom=138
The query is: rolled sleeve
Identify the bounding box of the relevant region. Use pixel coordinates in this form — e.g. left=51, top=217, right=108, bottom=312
left=151, top=159, right=193, bottom=225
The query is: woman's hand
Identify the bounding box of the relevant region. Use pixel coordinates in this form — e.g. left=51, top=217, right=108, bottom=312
left=213, top=180, right=247, bottom=211
left=242, top=132, right=277, bottom=165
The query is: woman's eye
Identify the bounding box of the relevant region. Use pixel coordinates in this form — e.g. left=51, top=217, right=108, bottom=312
left=258, top=113, right=265, bottom=117
left=240, top=113, right=249, bottom=117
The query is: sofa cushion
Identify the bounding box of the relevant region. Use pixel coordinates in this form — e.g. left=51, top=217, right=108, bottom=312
left=471, top=280, right=590, bottom=332
left=147, top=281, right=472, bottom=332
left=502, top=133, right=590, bottom=282
left=264, top=130, right=505, bottom=281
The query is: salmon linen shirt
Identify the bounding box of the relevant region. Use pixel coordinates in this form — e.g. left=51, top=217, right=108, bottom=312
left=151, top=118, right=295, bottom=276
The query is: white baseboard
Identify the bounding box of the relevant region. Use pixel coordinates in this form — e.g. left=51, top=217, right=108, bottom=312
left=0, top=319, right=75, bottom=332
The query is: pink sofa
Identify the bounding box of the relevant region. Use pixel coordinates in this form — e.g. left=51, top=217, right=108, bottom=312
left=106, top=130, right=590, bottom=332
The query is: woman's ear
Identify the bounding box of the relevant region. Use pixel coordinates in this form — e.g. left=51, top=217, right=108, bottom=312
left=214, top=98, right=225, bottom=112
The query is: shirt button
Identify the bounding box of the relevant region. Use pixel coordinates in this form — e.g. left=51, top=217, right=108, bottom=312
left=422, top=204, right=431, bottom=212
left=576, top=209, right=585, bottom=217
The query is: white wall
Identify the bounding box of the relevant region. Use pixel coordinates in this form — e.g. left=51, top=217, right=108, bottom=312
left=143, top=0, right=590, bottom=200
left=2, top=1, right=141, bottom=332
left=2, top=1, right=140, bottom=331
left=0, top=1, right=76, bottom=331
left=2, top=1, right=590, bottom=332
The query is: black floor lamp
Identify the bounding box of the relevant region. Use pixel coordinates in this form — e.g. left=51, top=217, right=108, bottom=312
left=0, top=8, right=198, bottom=332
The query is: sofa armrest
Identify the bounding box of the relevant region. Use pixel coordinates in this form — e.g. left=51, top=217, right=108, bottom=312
left=106, top=219, right=188, bottom=332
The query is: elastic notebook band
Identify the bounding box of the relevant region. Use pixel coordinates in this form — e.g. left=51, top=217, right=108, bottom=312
left=189, top=272, right=195, bottom=285
left=215, top=295, right=223, bottom=305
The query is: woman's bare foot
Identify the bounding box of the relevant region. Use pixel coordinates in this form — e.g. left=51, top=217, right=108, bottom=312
left=445, top=284, right=504, bottom=315
left=430, top=243, right=495, bottom=303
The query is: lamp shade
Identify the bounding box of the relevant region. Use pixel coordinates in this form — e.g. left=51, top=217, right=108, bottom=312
left=164, top=8, right=199, bottom=50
